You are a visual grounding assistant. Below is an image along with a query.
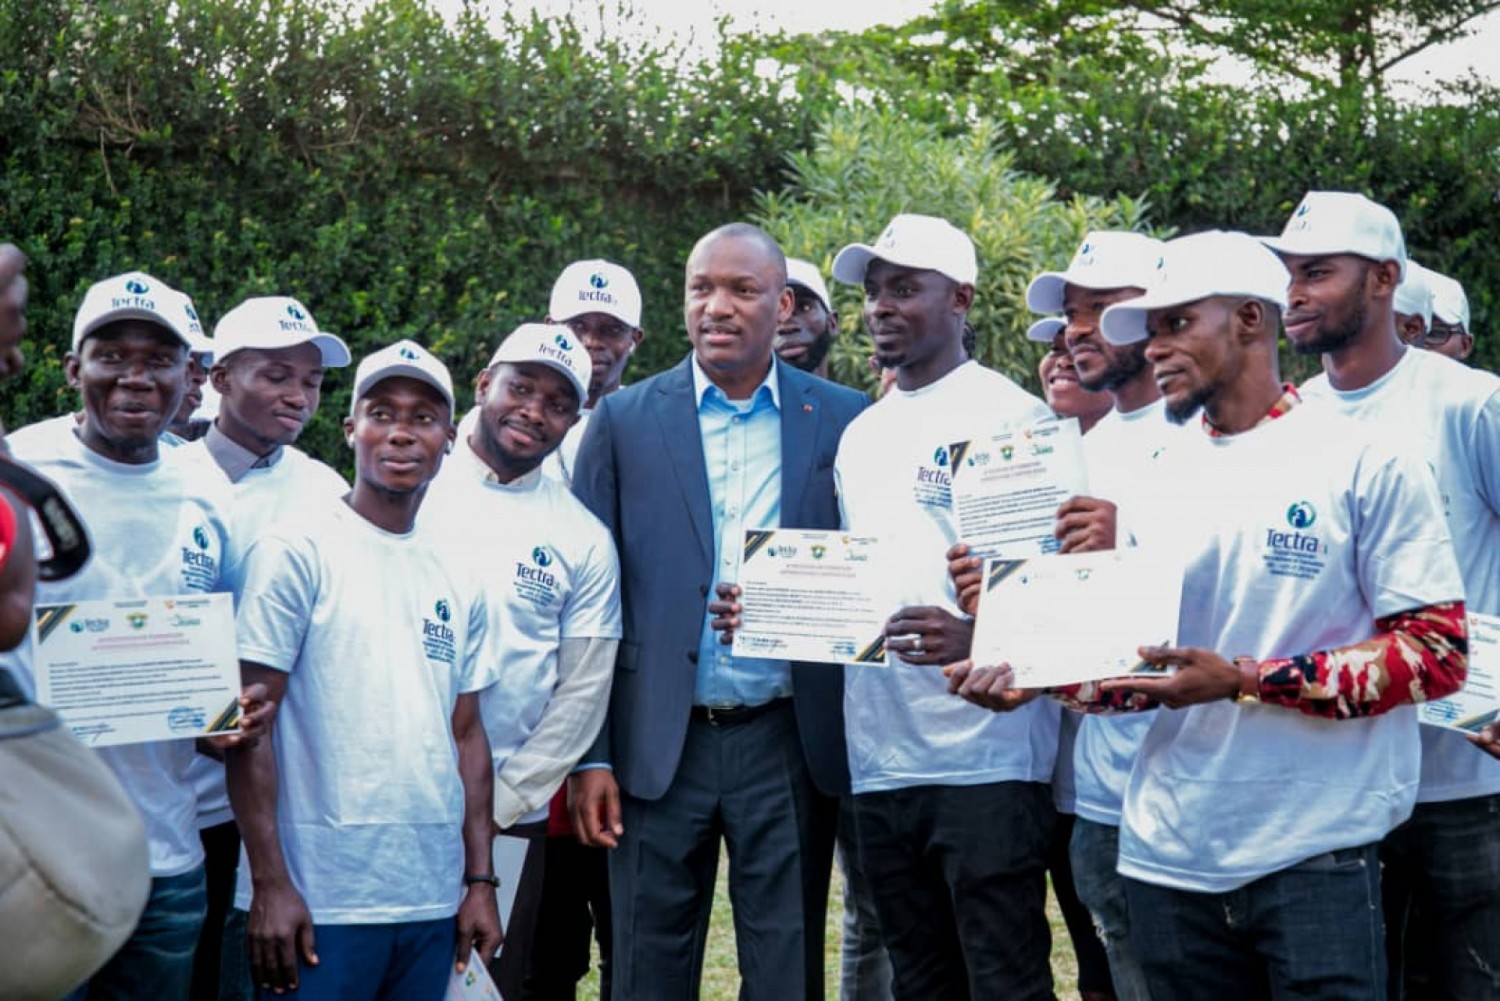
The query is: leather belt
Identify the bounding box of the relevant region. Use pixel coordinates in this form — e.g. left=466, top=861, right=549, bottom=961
left=691, top=698, right=791, bottom=727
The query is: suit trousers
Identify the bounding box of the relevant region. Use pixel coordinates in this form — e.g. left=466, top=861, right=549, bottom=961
left=607, top=701, right=836, bottom=1000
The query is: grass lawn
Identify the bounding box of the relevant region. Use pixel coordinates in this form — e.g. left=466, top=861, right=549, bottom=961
left=579, top=860, right=1083, bottom=999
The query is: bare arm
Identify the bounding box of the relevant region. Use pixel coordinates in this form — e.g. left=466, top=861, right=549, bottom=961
left=452, top=691, right=501, bottom=969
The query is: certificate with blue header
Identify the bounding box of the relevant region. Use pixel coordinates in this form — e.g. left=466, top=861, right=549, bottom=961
left=32, top=593, right=242, bottom=747
left=948, top=418, right=1089, bottom=560
left=732, top=529, right=892, bottom=666
left=1420, top=611, right=1500, bottom=733
left=969, top=550, right=1181, bottom=687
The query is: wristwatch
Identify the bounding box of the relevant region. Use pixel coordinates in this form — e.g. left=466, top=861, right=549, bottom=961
left=1233, top=656, right=1261, bottom=704
left=463, top=873, right=501, bottom=889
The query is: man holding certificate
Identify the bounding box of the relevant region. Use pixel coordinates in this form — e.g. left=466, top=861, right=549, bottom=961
left=2, top=271, right=273, bottom=1000
left=830, top=214, right=1058, bottom=998
left=948, top=230, right=1467, bottom=1000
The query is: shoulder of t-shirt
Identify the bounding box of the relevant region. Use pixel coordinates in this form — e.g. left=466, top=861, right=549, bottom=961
left=537, top=476, right=616, bottom=551
left=283, top=446, right=350, bottom=492
left=963, top=362, right=1050, bottom=417
left=5, top=414, right=77, bottom=463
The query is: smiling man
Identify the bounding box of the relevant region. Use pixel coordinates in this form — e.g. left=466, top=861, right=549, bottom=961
left=1265, top=191, right=1500, bottom=1000
left=227, top=340, right=501, bottom=999
left=571, top=222, right=867, bottom=998
left=177, top=295, right=352, bottom=1000
left=421, top=322, right=621, bottom=1000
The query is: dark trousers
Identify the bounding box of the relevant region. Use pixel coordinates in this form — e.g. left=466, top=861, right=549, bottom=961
left=608, top=702, right=837, bottom=1000
left=523, top=835, right=613, bottom=1000
left=1125, top=843, right=1385, bottom=1001
left=252, top=917, right=453, bottom=1001
left=1381, top=793, right=1500, bottom=999
left=191, top=820, right=240, bottom=1001
left=852, top=781, right=1056, bottom=1001
left=1049, top=813, right=1115, bottom=997
left=488, top=820, right=549, bottom=1001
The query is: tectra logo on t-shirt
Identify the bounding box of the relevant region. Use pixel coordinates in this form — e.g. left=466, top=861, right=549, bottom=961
left=513, top=546, right=560, bottom=607
left=180, top=523, right=218, bottom=591
left=422, top=597, right=457, bottom=664
left=1262, top=500, right=1329, bottom=580
left=913, top=446, right=953, bottom=509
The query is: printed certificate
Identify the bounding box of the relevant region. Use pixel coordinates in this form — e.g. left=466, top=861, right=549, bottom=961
left=1420, top=611, right=1500, bottom=733
left=969, top=550, right=1181, bottom=687
left=948, top=418, right=1089, bottom=560
left=732, top=529, right=891, bottom=665
left=33, top=593, right=242, bottom=747
left=446, top=953, right=502, bottom=1001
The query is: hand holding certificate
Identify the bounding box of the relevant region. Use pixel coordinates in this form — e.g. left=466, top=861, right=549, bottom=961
left=1420, top=611, right=1499, bottom=733
left=948, top=419, right=1089, bottom=560
left=33, top=592, right=244, bottom=747
left=731, top=529, right=892, bottom=665
left=969, top=550, right=1182, bottom=687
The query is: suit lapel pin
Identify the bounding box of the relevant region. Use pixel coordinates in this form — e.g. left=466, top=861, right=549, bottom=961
left=803, top=403, right=814, bottom=413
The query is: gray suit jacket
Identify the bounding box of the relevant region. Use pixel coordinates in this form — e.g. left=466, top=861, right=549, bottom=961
left=573, top=355, right=869, bottom=800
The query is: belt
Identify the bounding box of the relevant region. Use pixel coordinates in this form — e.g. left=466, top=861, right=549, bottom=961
left=690, top=698, right=791, bottom=727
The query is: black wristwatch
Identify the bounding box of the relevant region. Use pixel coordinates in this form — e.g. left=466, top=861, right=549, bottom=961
left=463, top=873, right=500, bottom=889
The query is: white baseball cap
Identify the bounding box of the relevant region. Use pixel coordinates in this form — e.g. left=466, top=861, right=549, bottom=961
left=351, top=339, right=454, bottom=416
left=1394, top=261, right=1434, bottom=327
left=1026, top=231, right=1165, bottom=313
left=213, top=296, right=351, bottom=367
left=1261, top=191, right=1407, bottom=279
left=1426, top=269, right=1470, bottom=330
left=831, top=214, right=978, bottom=286
left=1100, top=231, right=1291, bottom=345
left=71, top=271, right=200, bottom=352
left=548, top=259, right=642, bottom=328
left=785, top=258, right=833, bottom=313
left=1026, top=316, right=1066, bottom=343
left=485, top=322, right=592, bottom=403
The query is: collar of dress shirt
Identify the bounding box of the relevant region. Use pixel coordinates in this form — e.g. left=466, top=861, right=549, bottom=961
left=689, top=353, right=781, bottom=411
left=205, top=422, right=283, bottom=482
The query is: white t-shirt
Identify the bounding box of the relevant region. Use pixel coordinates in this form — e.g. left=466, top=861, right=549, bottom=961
left=1071, top=399, right=1189, bottom=827
left=1302, top=348, right=1500, bottom=803
left=836, top=361, right=1059, bottom=794
left=0, top=433, right=237, bottom=877
left=179, top=440, right=349, bottom=828
left=422, top=443, right=621, bottom=826
left=1118, top=404, right=1463, bottom=893
left=232, top=498, right=495, bottom=924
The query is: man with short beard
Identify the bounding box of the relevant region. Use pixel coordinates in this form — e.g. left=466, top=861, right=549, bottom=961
left=775, top=258, right=839, bottom=379
left=1265, top=190, right=1500, bottom=1000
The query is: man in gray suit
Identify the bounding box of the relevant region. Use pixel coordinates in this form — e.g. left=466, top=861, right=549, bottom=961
left=570, top=222, right=867, bottom=999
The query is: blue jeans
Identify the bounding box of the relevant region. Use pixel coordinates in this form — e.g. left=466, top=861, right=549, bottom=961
left=254, top=916, right=454, bottom=1001
left=71, top=866, right=207, bottom=1001
left=1381, top=792, right=1500, bottom=999
left=1125, top=843, right=1385, bottom=1001
left=1069, top=818, right=1151, bottom=1001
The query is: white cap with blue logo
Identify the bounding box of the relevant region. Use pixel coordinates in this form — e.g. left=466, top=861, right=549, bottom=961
left=548, top=260, right=642, bottom=329
left=486, top=322, right=593, bottom=403
left=1026, top=231, right=1165, bottom=314
left=1394, top=261, right=1434, bottom=327
left=1261, top=191, right=1407, bottom=279
left=351, top=339, right=455, bottom=416
left=71, top=271, right=201, bottom=353
left=213, top=296, right=351, bottom=367
left=1427, top=269, right=1470, bottom=331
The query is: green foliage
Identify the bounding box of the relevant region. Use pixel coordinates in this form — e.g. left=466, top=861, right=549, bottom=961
left=755, top=108, right=1155, bottom=394
left=0, top=0, right=836, bottom=464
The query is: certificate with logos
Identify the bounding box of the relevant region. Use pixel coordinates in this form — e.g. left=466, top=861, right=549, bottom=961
left=969, top=550, right=1181, bottom=687
left=446, top=953, right=502, bottom=1001
left=948, top=419, right=1089, bottom=560
left=732, top=529, right=892, bottom=666
left=1420, top=611, right=1500, bottom=733
left=32, top=593, right=242, bottom=747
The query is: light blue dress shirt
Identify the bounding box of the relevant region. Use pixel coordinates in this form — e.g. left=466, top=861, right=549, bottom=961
left=691, top=357, right=792, bottom=707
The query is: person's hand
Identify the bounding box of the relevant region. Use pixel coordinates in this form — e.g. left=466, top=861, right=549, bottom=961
left=1054, top=496, right=1117, bottom=554
left=569, top=768, right=623, bottom=848
left=1468, top=722, right=1500, bottom=761
left=454, top=880, right=503, bottom=971
left=1099, top=645, right=1239, bottom=709
left=203, top=682, right=276, bottom=753
left=708, top=583, right=741, bottom=645
left=885, top=605, right=973, bottom=665
left=942, top=659, right=1042, bottom=712
left=0, top=244, right=27, bottom=381
left=247, top=879, right=317, bottom=994
left=946, top=543, right=983, bottom=617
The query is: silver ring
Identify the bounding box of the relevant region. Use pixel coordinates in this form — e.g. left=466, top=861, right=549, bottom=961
left=913, top=636, right=924, bottom=653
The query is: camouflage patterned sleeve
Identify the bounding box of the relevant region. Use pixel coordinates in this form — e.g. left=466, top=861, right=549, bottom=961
left=1049, top=681, right=1158, bottom=715
left=1255, top=601, right=1468, bottom=719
